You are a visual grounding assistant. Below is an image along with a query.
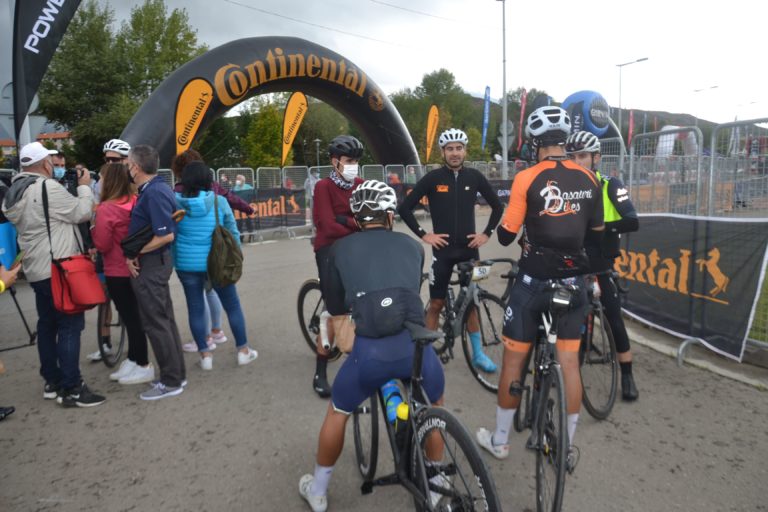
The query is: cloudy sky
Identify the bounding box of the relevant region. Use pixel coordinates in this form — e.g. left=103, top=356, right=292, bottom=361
left=34, top=0, right=768, bottom=125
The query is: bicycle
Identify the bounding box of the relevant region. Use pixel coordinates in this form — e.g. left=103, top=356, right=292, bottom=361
left=296, top=278, right=342, bottom=361
left=95, top=292, right=126, bottom=368
left=420, top=258, right=514, bottom=394
left=352, top=321, right=502, bottom=511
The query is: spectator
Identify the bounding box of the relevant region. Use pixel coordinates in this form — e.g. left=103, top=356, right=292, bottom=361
left=387, top=170, right=401, bottom=185
left=124, top=145, right=186, bottom=401
left=283, top=176, right=295, bottom=190
left=91, top=163, right=154, bottom=386
left=233, top=174, right=254, bottom=191
left=405, top=166, right=418, bottom=184
left=171, top=150, right=253, bottom=351
left=2, top=142, right=105, bottom=407
left=173, top=161, right=258, bottom=370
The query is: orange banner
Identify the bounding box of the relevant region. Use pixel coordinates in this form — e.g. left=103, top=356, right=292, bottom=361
left=174, top=78, right=213, bottom=155
left=282, top=92, right=309, bottom=166
left=425, top=104, right=439, bottom=162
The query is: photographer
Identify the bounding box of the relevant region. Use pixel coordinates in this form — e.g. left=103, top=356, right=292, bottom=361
left=2, top=142, right=105, bottom=408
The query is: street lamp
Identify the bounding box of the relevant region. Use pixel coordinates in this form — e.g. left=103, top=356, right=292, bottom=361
left=313, top=138, right=321, bottom=167
left=496, top=0, right=508, bottom=178
left=616, top=57, right=648, bottom=138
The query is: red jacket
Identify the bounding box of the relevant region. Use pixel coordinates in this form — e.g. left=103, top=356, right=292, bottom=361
left=312, top=176, right=363, bottom=251
left=92, top=196, right=137, bottom=277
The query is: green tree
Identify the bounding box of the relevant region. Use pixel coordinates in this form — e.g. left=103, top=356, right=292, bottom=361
left=243, top=97, right=286, bottom=168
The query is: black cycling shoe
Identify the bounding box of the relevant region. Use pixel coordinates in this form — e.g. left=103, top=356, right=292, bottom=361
left=313, top=374, right=331, bottom=399
left=0, top=406, right=15, bottom=422
left=621, top=373, right=639, bottom=401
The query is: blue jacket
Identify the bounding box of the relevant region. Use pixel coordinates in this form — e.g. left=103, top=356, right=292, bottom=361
left=173, top=190, right=240, bottom=272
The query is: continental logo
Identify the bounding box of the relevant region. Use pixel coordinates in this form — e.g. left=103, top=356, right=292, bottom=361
left=175, top=78, right=213, bottom=154
left=233, top=195, right=301, bottom=219
left=282, top=92, right=308, bottom=166
left=215, top=48, right=369, bottom=107
left=615, top=247, right=730, bottom=305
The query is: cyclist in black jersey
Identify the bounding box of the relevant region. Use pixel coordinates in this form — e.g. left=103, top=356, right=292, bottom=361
left=299, top=181, right=444, bottom=512
left=476, top=107, right=604, bottom=471
left=566, top=131, right=640, bottom=401
left=398, top=128, right=504, bottom=373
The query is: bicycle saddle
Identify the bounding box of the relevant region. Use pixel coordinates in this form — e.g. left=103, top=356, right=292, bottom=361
left=404, top=321, right=444, bottom=343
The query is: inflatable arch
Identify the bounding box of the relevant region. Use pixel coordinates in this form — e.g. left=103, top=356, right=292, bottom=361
left=120, top=37, right=419, bottom=166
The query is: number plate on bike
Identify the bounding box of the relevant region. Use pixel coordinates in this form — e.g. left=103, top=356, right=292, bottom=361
left=472, top=265, right=491, bottom=281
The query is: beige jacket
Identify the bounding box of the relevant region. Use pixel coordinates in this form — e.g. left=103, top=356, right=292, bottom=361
left=2, top=172, right=93, bottom=282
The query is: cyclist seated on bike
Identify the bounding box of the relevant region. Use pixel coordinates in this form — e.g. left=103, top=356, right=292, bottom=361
left=299, top=180, right=445, bottom=512
left=311, top=135, right=365, bottom=398
left=398, top=128, right=503, bottom=373
left=566, top=131, right=640, bottom=401
left=476, top=107, right=604, bottom=467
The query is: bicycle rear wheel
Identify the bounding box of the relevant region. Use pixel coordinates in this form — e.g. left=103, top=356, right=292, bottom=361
left=460, top=291, right=506, bottom=393
left=352, top=394, right=379, bottom=481
left=410, top=407, right=502, bottom=512
left=580, top=308, right=618, bottom=420
left=96, top=299, right=125, bottom=368
left=535, top=363, right=567, bottom=512
left=297, top=279, right=341, bottom=361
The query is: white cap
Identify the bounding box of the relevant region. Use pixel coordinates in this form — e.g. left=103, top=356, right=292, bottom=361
left=19, top=142, right=57, bottom=167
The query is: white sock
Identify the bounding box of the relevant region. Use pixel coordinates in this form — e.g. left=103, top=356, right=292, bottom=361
left=567, top=413, right=579, bottom=445
left=493, top=406, right=516, bottom=446
left=311, top=464, right=334, bottom=497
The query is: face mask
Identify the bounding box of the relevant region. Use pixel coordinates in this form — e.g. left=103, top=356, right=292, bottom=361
left=53, top=166, right=65, bottom=179
left=341, top=164, right=358, bottom=181
left=235, top=180, right=243, bottom=186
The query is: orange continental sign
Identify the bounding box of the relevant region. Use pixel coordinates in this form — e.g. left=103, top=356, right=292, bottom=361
left=282, top=92, right=308, bottom=167
left=614, top=246, right=730, bottom=305
left=175, top=78, right=213, bottom=155
left=214, top=48, right=368, bottom=107
left=425, top=104, right=439, bottom=162
left=234, top=194, right=302, bottom=219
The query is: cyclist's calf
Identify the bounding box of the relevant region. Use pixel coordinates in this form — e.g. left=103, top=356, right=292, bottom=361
left=425, top=298, right=445, bottom=330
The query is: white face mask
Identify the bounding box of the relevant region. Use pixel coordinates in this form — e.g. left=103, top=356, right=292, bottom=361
left=341, top=164, right=358, bottom=181
left=235, top=179, right=243, bottom=186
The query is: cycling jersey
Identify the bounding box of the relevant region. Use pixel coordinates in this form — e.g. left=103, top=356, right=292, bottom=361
left=585, top=172, right=639, bottom=271
left=398, top=166, right=503, bottom=248
left=500, top=157, right=603, bottom=278
left=312, top=176, right=363, bottom=252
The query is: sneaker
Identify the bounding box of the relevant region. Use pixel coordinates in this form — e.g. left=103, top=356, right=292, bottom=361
left=566, top=445, right=580, bottom=474
left=428, top=471, right=451, bottom=508
left=472, top=352, right=498, bottom=373
left=621, top=373, right=639, bottom=401
left=0, top=406, right=15, bottom=422
left=476, top=427, right=509, bottom=460
left=151, top=379, right=188, bottom=388
left=43, top=382, right=60, bottom=400
left=86, top=348, right=108, bottom=362
left=109, top=359, right=137, bottom=381
left=210, top=331, right=228, bottom=344
left=139, top=382, right=184, bottom=401
left=313, top=374, right=331, bottom=399
left=237, top=348, right=258, bottom=366
left=182, top=341, right=216, bottom=353
left=57, top=382, right=106, bottom=408
left=298, top=474, right=327, bottom=512
left=118, top=364, right=155, bottom=385
left=199, top=356, right=213, bottom=371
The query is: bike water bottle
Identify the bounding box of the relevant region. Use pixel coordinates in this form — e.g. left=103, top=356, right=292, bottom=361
left=381, top=380, right=403, bottom=424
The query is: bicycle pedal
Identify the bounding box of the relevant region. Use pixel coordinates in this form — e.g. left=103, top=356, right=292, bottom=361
left=439, top=353, right=451, bottom=364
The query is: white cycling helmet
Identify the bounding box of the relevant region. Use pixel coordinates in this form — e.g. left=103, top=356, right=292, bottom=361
left=103, top=138, right=131, bottom=156
left=525, top=107, right=571, bottom=140
left=350, top=180, right=397, bottom=216
left=438, top=128, right=468, bottom=148
left=566, top=131, right=601, bottom=154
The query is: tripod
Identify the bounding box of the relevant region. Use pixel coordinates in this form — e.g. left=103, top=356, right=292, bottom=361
left=0, top=285, right=37, bottom=352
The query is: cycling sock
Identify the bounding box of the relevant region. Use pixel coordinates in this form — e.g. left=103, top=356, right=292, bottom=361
left=315, top=355, right=328, bottom=378
left=619, top=361, right=633, bottom=376
left=469, top=331, right=482, bottom=351
left=311, top=464, right=334, bottom=496
left=567, top=413, right=579, bottom=445
left=493, top=406, right=516, bottom=445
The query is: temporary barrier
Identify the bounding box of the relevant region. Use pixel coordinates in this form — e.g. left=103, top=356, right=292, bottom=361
left=361, top=164, right=385, bottom=181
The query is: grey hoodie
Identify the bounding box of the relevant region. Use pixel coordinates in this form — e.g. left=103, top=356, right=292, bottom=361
left=2, top=171, right=93, bottom=282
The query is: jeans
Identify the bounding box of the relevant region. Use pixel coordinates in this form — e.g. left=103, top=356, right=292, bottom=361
left=30, top=279, right=85, bottom=390
left=204, top=289, right=223, bottom=334
left=176, top=270, right=249, bottom=351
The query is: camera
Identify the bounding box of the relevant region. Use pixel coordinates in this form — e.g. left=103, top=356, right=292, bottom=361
left=59, top=168, right=80, bottom=196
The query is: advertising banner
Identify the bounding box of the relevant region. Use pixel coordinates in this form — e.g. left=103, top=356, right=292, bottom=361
left=232, top=188, right=306, bottom=232
left=481, top=86, right=490, bottom=150
left=282, top=92, right=308, bottom=166
left=425, top=104, right=439, bottom=162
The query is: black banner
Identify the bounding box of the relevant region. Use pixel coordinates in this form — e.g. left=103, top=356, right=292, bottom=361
left=12, top=0, right=82, bottom=140
left=481, top=179, right=512, bottom=206
left=618, top=214, right=768, bottom=361
left=232, top=188, right=306, bottom=233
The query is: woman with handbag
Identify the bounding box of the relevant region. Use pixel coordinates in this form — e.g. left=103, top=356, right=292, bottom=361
left=91, top=163, right=154, bottom=385
left=173, top=161, right=258, bottom=370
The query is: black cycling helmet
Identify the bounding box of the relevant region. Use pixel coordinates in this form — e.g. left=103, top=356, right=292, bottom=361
left=328, top=135, right=364, bottom=159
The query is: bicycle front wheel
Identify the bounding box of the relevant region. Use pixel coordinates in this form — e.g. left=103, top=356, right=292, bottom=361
left=296, top=279, right=341, bottom=361
left=410, top=407, right=502, bottom=512
left=352, top=394, right=379, bottom=481
left=96, top=299, right=125, bottom=368
left=535, top=363, right=567, bottom=512
left=460, top=292, right=506, bottom=393
left=580, top=307, right=618, bottom=420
